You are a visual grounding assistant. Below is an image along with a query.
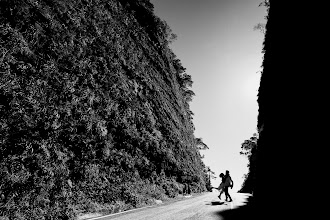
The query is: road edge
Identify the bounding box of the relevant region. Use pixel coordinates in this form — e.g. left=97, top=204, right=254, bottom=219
left=78, top=192, right=210, bottom=220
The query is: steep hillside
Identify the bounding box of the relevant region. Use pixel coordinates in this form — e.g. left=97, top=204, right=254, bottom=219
left=254, top=0, right=321, bottom=219
left=0, top=0, right=208, bottom=219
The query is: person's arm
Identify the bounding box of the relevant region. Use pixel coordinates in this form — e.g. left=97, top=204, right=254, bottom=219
left=231, top=178, right=234, bottom=189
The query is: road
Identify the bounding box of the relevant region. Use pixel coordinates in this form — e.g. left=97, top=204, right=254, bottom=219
left=89, top=191, right=253, bottom=220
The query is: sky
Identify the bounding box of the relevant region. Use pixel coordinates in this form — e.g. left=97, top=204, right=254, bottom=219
left=150, top=0, right=266, bottom=192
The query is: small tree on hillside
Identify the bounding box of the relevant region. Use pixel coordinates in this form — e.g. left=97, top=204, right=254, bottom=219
left=239, top=132, right=258, bottom=193
left=205, top=166, right=215, bottom=191
left=240, top=133, right=258, bottom=158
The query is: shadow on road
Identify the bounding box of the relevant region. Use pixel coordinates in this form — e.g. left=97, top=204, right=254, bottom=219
left=215, top=196, right=256, bottom=220
left=205, top=201, right=225, bottom=206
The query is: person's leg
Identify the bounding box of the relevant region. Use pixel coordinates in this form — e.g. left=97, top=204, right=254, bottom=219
left=224, top=187, right=229, bottom=201
left=218, top=188, right=223, bottom=199
left=226, top=187, right=232, bottom=202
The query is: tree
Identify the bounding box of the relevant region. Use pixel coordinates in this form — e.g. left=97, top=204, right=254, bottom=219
left=239, top=132, right=258, bottom=193
left=205, top=166, right=215, bottom=191
left=195, top=138, right=209, bottom=150
left=240, top=133, right=258, bottom=157
left=253, top=23, right=266, bottom=34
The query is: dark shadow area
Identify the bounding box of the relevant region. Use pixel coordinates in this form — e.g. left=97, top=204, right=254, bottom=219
left=205, top=201, right=225, bottom=206
left=215, top=196, right=258, bottom=220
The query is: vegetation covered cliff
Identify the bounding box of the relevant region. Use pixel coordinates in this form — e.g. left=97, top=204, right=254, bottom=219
left=252, top=0, right=321, bottom=219
left=0, top=0, right=209, bottom=218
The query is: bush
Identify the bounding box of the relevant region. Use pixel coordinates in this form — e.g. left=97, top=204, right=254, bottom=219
left=161, top=179, right=180, bottom=198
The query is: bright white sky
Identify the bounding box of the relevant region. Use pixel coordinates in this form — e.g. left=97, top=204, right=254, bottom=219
left=150, top=0, right=266, bottom=192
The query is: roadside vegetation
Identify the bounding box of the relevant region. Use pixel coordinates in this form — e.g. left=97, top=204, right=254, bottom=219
left=0, top=0, right=209, bottom=219
left=239, top=133, right=258, bottom=194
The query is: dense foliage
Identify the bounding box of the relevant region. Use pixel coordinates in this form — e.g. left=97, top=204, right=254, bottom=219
left=0, top=0, right=208, bottom=219
left=239, top=133, right=258, bottom=194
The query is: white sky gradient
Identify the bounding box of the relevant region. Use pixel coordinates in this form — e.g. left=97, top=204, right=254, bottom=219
left=150, top=0, right=266, bottom=192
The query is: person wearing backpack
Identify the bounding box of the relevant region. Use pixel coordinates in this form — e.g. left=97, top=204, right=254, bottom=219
left=224, top=170, right=234, bottom=202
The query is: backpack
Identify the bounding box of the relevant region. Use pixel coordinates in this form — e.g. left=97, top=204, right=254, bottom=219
left=224, top=175, right=232, bottom=187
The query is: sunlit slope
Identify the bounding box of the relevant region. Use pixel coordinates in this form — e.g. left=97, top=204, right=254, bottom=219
left=0, top=0, right=207, bottom=219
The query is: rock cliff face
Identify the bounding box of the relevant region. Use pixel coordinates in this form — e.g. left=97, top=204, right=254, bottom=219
left=255, top=1, right=320, bottom=219
left=0, top=0, right=207, bottom=218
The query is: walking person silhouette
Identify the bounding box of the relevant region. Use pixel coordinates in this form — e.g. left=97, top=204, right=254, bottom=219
left=224, top=170, right=234, bottom=202
left=217, top=173, right=226, bottom=200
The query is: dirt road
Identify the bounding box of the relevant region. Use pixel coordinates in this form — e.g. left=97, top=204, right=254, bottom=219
left=89, top=191, right=252, bottom=220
